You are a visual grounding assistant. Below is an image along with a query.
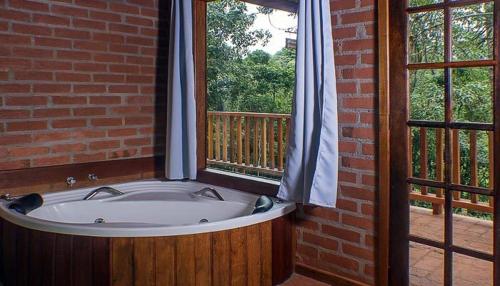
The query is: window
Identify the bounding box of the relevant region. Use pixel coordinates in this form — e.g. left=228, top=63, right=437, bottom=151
left=203, top=0, right=298, bottom=182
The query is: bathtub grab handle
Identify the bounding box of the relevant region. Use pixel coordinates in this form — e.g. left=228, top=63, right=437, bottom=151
left=192, top=187, right=224, bottom=201
left=83, top=187, right=124, bottom=200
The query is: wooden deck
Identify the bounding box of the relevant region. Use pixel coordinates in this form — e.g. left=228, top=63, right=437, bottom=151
left=410, top=206, right=493, bottom=286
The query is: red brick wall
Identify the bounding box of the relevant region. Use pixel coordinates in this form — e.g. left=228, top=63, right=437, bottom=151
left=295, top=0, right=376, bottom=284
left=0, top=0, right=167, bottom=171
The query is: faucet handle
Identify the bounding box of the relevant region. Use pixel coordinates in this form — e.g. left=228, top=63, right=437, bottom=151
left=88, top=173, right=98, bottom=181
left=66, top=177, right=77, bottom=187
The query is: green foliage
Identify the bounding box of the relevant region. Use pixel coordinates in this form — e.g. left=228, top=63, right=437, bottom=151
left=207, top=0, right=295, bottom=114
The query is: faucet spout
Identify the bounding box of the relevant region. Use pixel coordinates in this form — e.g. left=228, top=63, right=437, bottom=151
left=83, top=186, right=124, bottom=200
left=193, top=187, right=224, bottom=201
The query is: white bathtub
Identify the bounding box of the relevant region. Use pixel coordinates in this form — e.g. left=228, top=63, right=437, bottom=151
left=0, top=180, right=295, bottom=237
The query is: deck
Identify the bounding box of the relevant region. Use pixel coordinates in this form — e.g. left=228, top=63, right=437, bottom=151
left=410, top=206, right=493, bottom=286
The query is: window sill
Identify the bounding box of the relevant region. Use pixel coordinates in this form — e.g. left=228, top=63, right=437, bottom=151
left=197, top=168, right=280, bottom=197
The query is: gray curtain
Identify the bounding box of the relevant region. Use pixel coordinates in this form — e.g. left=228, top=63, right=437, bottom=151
left=165, top=0, right=197, bottom=180
left=278, top=0, right=339, bottom=207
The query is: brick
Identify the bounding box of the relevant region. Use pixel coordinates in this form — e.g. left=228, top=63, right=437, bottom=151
left=32, top=156, right=71, bottom=166
left=33, top=14, right=70, bottom=26
left=0, top=9, right=31, bottom=21
left=74, top=63, right=107, bottom=73
left=93, top=74, right=125, bottom=83
left=126, top=75, right=153, bottom=84
left=126, top=16, right=154, bottom=27
left=321, top=224, right=361, bottom=243
left=111, top=106, right=140, bottom=114
left=33, top=84, right=71, bottom=93
left=89, top=140, right=120, bottom=150
left=304, top=206, right=340, bottom=222
left=94, top=53, right=125, bottom=63
left=57, top=50, right=91, bottom=60
left=342, top=39, right=375, bottom=51
left=109, top=85, right=139, bottom=93
left=0, top=84, right=31, bottom=93
left=109, top=44, right=140, bottom=54
left=33, top=108, right=71, bottom=118
left=34, top=60, right=72, bottom=71
left=342, top=127, right=374, bottom=140
left=341, top=10, right=375, bottom=24
left=73, top=152, right=106, bottom=163
left=13, top=47, right=53, bottom=58
left=13, top=23, right=52, bottom=36
left=0, top=109, right=30, bottom=119
left=319, top=252, right=359, bottom=272
left=7, top=121, right=47, bottom=131
left=303, top=233, right=339, bottom=251
left=93, top=32, right=124, bottom=43
left=296, top=219, right=319, bottom=231
left=55, top=72, right=91, bottom=82
left=0, top=34, right=31, bottom=45
left=342, top=214, right=374, bottom=231
left=109, top=148, right=138, bottom=159
left=109, top=64, right=140, bottom=74
left=8, top=146, right=49, bottom=157
left=90, top=10, right=122, bottom=22
left=51, top=143, right=87, bottom=153
left=110, top=3, right=140, bottom=15
left=0, top=134, right=31, bottom=145
left=74, top=84, right=107, bottom=93
left=126, top=55, right=154, bottom=65
left=297, top=243, right=319, bottom=259
left=35, top=37, right=72, bottom=48
left=73, top=18, right=106, bottom=30
left=90, top=96, right=121, bottom=104
left=9, top=0, right=49, bottom=12
left=91, top=118, right=123, bottom=127
left=109, top=23, right=139, bottom=34
left=54, top=28, right=91, bottom=40
left=0, top=160, right=30, bottom=170
left=73, top=107, right=106, bottom=116
left=124, top=137, right=151, bottom=146
left=341, top=185, right=374, bottom=201
left=75, top=0, right=107, bottom=9
left=15, top=71, right=53, bottom=81
left=52, top=119, right=87, bottom=128
left=126, top=36, right=154, bottom=46
left=52, top=96, right=87, bottom=105
left=51, top=5, right=89, bottom=17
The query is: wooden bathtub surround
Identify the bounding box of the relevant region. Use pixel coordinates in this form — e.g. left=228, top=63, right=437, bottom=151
left=0, top=215, right=294, bottom=286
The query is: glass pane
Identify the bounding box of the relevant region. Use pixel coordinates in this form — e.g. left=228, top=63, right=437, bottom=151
left=410, top=69, right=445, bottom=121
left=452, top=3, right=494, bottom=61
left=409, top=0, right=443, bottom=8
left=453, top=253, right=493, bottom=286
left=455, top=130, right=492, bottom=188
left=409, top=10, right=444, bottom=63
left=410, top=242, right=444, bottom=285
left=452, top=67, right=493, bottom=123
left=452, top=202, right=493, bottom=255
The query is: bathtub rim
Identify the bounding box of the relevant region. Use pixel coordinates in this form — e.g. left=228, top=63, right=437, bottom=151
left=0, top=179, right=296, bottom=237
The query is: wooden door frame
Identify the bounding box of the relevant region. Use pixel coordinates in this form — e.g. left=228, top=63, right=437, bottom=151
left=384, top=0, right=500, bottom=285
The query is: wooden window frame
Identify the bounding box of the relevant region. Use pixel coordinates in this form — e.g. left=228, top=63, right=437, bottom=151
left=194, top=0, right=297, bottom=197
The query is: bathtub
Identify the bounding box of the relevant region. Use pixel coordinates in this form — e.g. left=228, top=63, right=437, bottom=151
left=0, top=180, right=296, bottom=286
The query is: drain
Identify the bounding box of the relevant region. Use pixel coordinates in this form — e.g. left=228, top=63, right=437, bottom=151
left=199, top=218, right=209, bottom=223
left=94, top=218, right=105, bottom=224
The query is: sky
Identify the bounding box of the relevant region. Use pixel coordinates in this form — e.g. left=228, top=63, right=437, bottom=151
left=246, top=3, right=297, bottom=55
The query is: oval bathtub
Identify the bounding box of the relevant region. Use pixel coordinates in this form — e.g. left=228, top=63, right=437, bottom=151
left=0, top=180, right=296, bottom=286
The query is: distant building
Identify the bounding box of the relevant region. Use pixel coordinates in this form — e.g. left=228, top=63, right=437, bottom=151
left=286, top=38, right=296, bottom=49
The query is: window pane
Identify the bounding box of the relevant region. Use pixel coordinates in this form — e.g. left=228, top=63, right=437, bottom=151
left=452, top=67, right=493, bottom=123
left=452, top=3, right=494, bottom=61
left=410, top=242, right=444, bottom=285
left=410, top=69, right=445, bottom=121
left=453, top=253, right=493, bottom=286
left=409, top=11, right=444, bottom=64
left=409, top=0, right=443, bottom=8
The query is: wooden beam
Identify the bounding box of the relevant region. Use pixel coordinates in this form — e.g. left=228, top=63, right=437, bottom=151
left=242, top=0, right=298, bottom=13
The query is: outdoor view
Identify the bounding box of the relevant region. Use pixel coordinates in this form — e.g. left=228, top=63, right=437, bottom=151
left=408, top=1, right=495, bottom=285
left=206, top=0, right=297, bottom=180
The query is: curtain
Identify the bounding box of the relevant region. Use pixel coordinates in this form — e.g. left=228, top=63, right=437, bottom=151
left=165, top=0, right=197, bottom=180
left=277, top=0, right=339, bottom=207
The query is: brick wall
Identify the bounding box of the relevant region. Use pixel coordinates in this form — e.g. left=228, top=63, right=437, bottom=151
left=0, top=0, right=167, bottom=171
left=295, top=0, right=377, bottom=284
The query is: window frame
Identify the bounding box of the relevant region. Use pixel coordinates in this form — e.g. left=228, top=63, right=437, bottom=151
left=194, top=0, right=298, bottom=196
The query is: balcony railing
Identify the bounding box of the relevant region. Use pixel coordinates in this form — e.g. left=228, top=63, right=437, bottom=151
left=410, top=127, right=494, bottom=215
left=207, top=111, right=291, bottom=178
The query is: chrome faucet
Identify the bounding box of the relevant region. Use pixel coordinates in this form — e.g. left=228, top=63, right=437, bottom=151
left=193, top=187, right=224, bottom=201
left=83, top=186, right=124, bottom=200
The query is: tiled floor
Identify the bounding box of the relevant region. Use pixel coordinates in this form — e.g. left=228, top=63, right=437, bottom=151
left=280, top=274, right=329, bottom=286
left=410, top=206, right=493, bottom=286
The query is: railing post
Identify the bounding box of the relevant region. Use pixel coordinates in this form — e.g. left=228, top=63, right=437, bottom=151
left=261, top=118, right=267, bottom=168
left=489, top=131, right=494, bottom=207
left=207, top=113, right=213, bottom=160
left=434, top=128, right=444, bottom=215
left=269, top=118, right=275, bottom=170
left=222, top=115, right=228, bottom=162
left=452, top=129, right=461, bottom=200
left=419, top=128, right=428, bottom=195
left=237, top=116, right=243, bottom=165
left=254, top=118, right=259, bottom=166
left=215, top=114, right=221, bottom=161
left=470, top=130, right=478, bottom=204
left=245, top=116, right=250, bottom=166
left=278, top=117, right=284, bottom=171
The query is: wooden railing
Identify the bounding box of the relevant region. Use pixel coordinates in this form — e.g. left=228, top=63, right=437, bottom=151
left=409, top=127, right=494, bottom=215
left=207, top=111, right=291, bottom=177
